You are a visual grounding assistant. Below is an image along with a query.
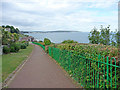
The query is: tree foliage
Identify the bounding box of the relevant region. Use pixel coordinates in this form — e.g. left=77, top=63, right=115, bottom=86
left=115, top=30, right=120, bottom=47
left=99, top=25, right=110, bottom=45
left=2, top=29, right=19, bottom=45
left=3, top=25, right=20, bottom=34
left=44, top=38, right=51, bottom=45
left=3, top=46, right=10, bottom=54
left=88, top=27, right=100, bottom=44
left=62, top=40, right=78, bottom=44
left=88, top=25, right=118, bottom=46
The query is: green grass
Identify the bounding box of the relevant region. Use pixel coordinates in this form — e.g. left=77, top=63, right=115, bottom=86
left=0, top=55, right=2, bottom=84
left=2, top=44, right=34, bottom=82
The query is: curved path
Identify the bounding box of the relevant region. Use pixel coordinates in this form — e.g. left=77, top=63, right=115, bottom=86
left=9, top=44, right=76, bottom=88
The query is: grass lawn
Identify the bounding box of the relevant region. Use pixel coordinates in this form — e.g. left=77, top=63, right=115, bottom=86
left=2, top=44, right=34, bottom=82
left=0, top=55, right=2, bottom=84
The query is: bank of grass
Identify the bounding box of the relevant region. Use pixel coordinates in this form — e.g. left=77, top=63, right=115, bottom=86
left=0, top=55, right=2, bottom=84
left=2, top=44, right=34, bottom=82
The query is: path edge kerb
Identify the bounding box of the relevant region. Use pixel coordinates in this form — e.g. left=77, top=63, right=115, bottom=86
left=2, top=44, right=35, bottom=88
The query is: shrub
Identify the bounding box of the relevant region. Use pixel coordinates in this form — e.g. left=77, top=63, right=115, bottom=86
left=3, top=46, right=10, bottom=54
left=39, top=42, right=45, bottom=46
left=10, top=46, right=15, bottom=52
left=18, top=41, right=29, bottom=49
left=15, top=44, right=20, bottom=52
left=25, top=42, right=29, bottom=46
left=44, top=38, right=51, bottom=45
left=39, top=40, right=43, bottom=42
left=34, top=40, right=37, bottom=42
left=21, top=43, right=27, bottom=49
left=61, top=40, right=78, bottom=44
left=2, top=39, right=9, bottom=45
left=10, top=43, right=20, bottom=52
left=21, top=41, right=26, bottom=43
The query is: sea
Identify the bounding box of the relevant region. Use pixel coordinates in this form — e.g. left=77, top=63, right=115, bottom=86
left=24, top=31, right=89, bottom=44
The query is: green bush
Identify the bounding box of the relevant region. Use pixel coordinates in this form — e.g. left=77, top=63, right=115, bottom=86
left=15, top=44, right=20, bottom=52
left=39, top=40, right=43, bottom=42
left=21, top=43, right=27, bottom=49
left=61, top=40, right=78, bottom=44
left=3, top=46, right=10, bottom=54
left=56, top=43, right=118, bottom=58
left=2, top=39, right=9, bottom=45
left=10, top=43, right=20, bottom=52
left=21, top=41, right=26, bottom=43
left=44, top=38, right=51, bottom=45
left=10, top=46, right=15, bottom=52
left=25, top=42, right=29, bottom=46
left=21, top=41, right=29, bottom=47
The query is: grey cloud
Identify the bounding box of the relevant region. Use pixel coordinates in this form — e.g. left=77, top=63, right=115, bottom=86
left=2, top=13, right=39, bottom=27
left=1, top=1, right=118, bottom=31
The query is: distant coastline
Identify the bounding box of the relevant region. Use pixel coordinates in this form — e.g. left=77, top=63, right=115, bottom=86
left=21, top=30, right=79, bottom=33
left=24, top=31, right=89, bottom=43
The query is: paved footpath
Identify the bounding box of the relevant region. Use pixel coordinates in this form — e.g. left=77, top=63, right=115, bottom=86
left=9, top=44, right=76, bottom=88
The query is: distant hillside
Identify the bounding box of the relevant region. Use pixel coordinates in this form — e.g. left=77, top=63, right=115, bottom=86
left=21, top=30, right=79, bottom=33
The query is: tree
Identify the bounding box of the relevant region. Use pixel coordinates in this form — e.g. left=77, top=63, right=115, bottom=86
left=44, top=38, right=51, bottom=45
left=10, top=26, right=15, bottom=33
left=2, top=30, right=10, bottom=45
left=2, top=27, right=20, bottom=45
left=115, top=30, right=120, bottom=47
left=99, top=25, right=111, bottom=45
left=15, top=28, right=20, bottom=34
left=5, top=25, right=20, bottom=34
left=5, top=25, right=11, bottom=28
left=2, top=25, right=5, bottom=28
left=88, top=27, right=100, bottom=44
left=110, top=31, right=116, bottom=46
left=62, top=40, right=78, bottom=43
left=13, top=33, right=19, bottom=42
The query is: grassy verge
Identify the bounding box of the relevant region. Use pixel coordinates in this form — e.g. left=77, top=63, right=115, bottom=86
left=2, top=44, right=34, bottom=82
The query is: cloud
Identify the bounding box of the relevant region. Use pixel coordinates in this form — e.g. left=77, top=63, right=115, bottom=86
left=1, top=0, right=118, bottom=32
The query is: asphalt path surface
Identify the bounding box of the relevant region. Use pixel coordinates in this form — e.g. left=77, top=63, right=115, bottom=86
left=9, top=44, right=76, bottom=88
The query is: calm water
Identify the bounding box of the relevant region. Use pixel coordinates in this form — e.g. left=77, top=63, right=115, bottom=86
left=24, top=32, right=89, bottom=43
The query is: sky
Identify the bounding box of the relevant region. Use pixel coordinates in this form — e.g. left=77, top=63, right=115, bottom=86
left=1, top=0, right=119, bottom=32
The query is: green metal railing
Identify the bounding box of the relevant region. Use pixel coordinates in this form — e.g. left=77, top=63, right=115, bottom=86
left=32, top=42, right=45, bottom=50
left=48, top=46, right=120, bottom=88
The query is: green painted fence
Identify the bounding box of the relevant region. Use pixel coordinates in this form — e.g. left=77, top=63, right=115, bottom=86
left=32, top=42, right=45, bottom=50
left=48, top=46, right=120, bottom=88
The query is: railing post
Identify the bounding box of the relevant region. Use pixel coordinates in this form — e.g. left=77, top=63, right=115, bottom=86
left=114, top=58, right=116, bottom=88
left=110, top=58, right=112, bottom=88
left=68, top=51, right=71, bottom=71
left=89, top=58, right=91, bottom=87
left=106, top=56, right=109, bottom=88
left=103, top=56, right=105, bottom=88
left=97, top=54, right=100, bottom=88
